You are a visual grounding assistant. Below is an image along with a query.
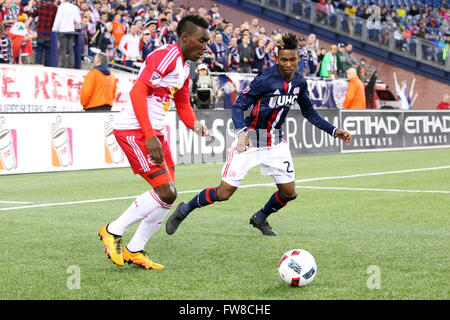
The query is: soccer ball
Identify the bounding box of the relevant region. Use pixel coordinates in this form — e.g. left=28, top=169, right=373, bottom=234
left=278, top=249, right=317, bottom=287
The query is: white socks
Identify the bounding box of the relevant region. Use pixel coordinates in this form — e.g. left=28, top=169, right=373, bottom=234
left=107, top=190, right=173, bottom=252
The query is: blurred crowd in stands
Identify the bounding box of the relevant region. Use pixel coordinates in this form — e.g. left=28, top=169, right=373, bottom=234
left=0, top=0, right=448, bottom=78
left=296, top=0, right=450, bottom=64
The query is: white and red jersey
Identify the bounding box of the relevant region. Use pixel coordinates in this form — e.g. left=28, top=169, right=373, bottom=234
left=114, top=43, right=197, bottom=139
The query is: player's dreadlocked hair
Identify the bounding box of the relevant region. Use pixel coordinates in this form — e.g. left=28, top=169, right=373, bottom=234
left=177, top=14, right=209, bottom=37
left=273, top=32, right=299, bottom=51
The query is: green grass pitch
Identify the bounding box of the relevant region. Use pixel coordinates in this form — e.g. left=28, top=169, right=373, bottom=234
left=0, top=148, right=449, bottom=300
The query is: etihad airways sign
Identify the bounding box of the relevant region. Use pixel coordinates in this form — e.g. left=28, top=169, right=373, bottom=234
left=341, top=110, right=450, bottom=151
left=342, top=111, right=404, bottom=150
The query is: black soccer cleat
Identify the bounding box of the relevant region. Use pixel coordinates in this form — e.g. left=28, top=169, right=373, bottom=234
left=249, top=215, right=278, bottom=236
left=165, top=202, right=187, bottom=235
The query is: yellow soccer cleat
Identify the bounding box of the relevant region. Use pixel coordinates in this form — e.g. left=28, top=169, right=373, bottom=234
left=123, top=248, right=165, bottom=270
left=98, top=224, right=124, bottom=266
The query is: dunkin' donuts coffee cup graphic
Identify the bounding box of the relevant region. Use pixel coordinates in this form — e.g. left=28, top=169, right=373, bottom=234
left=51, top=116, right=73, bottom=167
left=0, top=117, right=18, bottom=171
left=104, top=116, right=123, bottom=164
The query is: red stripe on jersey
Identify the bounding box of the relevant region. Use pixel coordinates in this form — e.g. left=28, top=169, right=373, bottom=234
left=284, top=81, right=288, bottom=94
left=248, top=99, right=262, bottom=129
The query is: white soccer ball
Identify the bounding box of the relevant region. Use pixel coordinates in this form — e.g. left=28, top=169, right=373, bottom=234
left=278, top=249, right=317, bottom=287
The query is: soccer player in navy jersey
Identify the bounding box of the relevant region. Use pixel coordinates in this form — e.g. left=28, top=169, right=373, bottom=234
left=166, top=32, right=352, bottom=236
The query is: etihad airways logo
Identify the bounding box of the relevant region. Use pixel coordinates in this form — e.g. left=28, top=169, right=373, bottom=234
left=343, top=116, right=401, bottom=135
left=404, top=115, right=450, bottom=134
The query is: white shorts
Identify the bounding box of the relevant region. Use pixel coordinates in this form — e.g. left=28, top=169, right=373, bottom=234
left=221, top=139, right=295, bottom=187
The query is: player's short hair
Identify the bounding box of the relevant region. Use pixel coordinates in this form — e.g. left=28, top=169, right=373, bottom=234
left=274, top=32, right=298, bottom=51
left=96, top=52, right=108, bottom=64
left=176, top=14, right=209, bottom=37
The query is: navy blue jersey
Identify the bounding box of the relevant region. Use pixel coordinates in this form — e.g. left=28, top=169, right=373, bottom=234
left=232, top=65, right=336, bottom=147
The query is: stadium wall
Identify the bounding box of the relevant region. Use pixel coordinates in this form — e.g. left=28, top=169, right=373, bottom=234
left=0, top=110, right=448, bottom=175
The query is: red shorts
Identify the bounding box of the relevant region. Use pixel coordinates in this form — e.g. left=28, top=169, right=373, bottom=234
left=113, top=129, right=175, bottom=188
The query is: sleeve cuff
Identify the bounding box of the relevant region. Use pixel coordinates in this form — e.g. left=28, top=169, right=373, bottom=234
left=236, top=127, right=248, bottom=134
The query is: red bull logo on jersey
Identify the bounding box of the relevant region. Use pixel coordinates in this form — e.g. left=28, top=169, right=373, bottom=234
left=268, top=94, right=298, bottom=108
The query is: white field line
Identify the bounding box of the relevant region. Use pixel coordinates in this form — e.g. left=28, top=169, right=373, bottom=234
left=1, top=165, right=449, bottom=212
left=0, top=201, right=32, bottom=204
left=296, top=186, right=450, bottom=194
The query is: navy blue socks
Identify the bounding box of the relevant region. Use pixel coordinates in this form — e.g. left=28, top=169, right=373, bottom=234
left=180, top=187, right=219, bottom=217
left=253, top=191, right=297, bottom=223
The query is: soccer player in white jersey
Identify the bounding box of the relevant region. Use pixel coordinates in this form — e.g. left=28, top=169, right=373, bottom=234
left=166, top=32, right=352, bottom=236
left=98, top=15, right=212, bottom=269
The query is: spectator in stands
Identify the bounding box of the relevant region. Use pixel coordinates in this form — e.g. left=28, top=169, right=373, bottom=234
left=164, top=20, right=178, bottom=45
left=297, top=36, right=308, bottom=74
left=264, top=40, right=276, bottom=70
left=209, top=3, right=220, bottom=23
left=253, top=38, right=266, bottom=74
left=343, top=68, right=366, bottom=109
left=227, top=35, right=239, bottom=72
left=315, top=0, right=327, bottom=24
left=209, top=31, right=227, bottom=72
left=0, top=23, right=13, bottom=63
left=436, top=94, right=450, bottom=109
left=221, top=22, right=233, bottom=46
left=111, top=13, right=126, bottom=46
left=409, top=3, right=420, bottom=17
left=397, top=5, right=407, bottom=18
left=144, top=19, right=161, bottom=47
left=6, top=12, right=34, bottom=64
left=305, top=40, right=319, bottom=77
left=118, top=22, right=141, bottom=68
left=357, top=57, right=367, bottom=82
left=98, top=21, right=116, bottom=60
left=319, top=44, right=338, bottom=79
left=325, top=0, right=335, bottom=25
left=238, top=33, right=253, bottom=73
left=173, top=7, right=184, bottom=23
left=317, top=46, right=327, bottom=64
left=140, top=29, right=153, bottom=60
left=342, top=43, right=358, bottom=73
left=344, top=2, right=357, bottom=36
left=91, top=11, right=109, bottom=48
left=52, top=0, right=81, bottom=69
left=81, top=52, right=117, bottom=112
left=1, top=0, right=19, bottom=30
left=90, top=0, right=102, bottom=24
left=336, top=42, right=346, bottom=78
left=28, top=0, right=57, bottom=67
left=80, top=12, right=95, bottom=58
left=336, top=0, right=346, bottom=11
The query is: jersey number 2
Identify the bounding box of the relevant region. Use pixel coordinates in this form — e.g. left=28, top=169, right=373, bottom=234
left=284, top=161, right=293, bottom=173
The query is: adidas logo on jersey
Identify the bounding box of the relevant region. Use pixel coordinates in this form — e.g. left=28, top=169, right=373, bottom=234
left=273, top=89, right=280, bottom=95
